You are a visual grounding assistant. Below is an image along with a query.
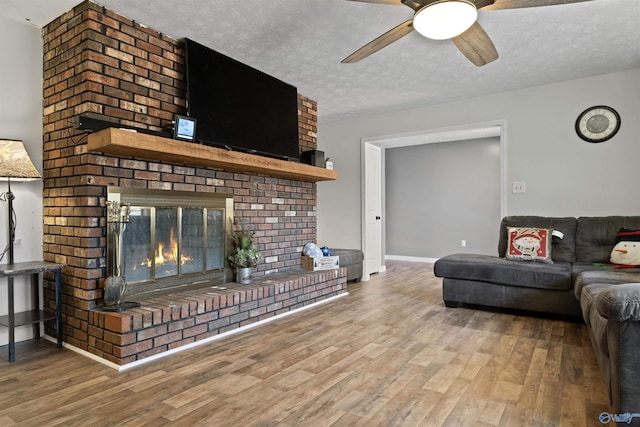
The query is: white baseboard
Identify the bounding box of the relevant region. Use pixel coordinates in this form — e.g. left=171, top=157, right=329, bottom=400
left=44, top=335, right=122, bottom=370
left=385, top=255, right=438, bottom=264
left=50, top=292, right=349, bottom=371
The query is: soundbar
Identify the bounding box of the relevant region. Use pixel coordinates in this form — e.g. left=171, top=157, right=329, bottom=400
left=73, top=114, right=171, bottom=138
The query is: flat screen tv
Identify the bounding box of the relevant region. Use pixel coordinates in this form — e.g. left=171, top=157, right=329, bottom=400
left=184, top=38, right=299, bottom=161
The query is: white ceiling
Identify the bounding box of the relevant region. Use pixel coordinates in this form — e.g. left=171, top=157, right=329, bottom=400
left=3, top=0, right=640, bottom=123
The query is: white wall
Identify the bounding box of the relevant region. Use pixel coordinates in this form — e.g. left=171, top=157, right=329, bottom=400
left=0, top=15, right=45, bottom=345
left=317, top=68, right=640, bottom=250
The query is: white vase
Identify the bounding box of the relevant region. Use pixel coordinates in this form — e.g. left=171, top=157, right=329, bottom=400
left=236, top=267, right=253, bottom=284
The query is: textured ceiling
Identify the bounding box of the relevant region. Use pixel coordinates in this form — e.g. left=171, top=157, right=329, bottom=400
left=3, top=0, right=640, bottom=123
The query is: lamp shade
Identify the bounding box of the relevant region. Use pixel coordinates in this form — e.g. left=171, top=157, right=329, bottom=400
left=413, top=0, right=478, bottom=40
left=0, top=140, right=42, bottom=181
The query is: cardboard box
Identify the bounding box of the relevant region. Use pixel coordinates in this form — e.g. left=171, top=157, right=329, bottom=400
left=301, top=255, right=339, bottom=271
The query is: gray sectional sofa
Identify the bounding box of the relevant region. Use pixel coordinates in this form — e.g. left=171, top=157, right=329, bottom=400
left=434, top=216, right=640, bottom=419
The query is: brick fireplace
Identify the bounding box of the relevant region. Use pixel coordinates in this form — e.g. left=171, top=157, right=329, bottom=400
left=41, top=1, right=345, bottom=366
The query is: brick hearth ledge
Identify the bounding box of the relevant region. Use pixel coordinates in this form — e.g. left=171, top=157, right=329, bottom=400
left=82, top=268, right=347, bottom=368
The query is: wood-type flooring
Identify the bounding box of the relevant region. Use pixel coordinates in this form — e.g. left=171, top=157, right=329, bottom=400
left=0, top=261, right=613, bottom=426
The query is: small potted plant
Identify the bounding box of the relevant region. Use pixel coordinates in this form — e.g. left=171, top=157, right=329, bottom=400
left=228, top=219, right=263, bottom=284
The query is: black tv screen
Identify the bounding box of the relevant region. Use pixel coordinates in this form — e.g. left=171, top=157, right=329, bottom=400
left=184, top=38, right=299, bottom=161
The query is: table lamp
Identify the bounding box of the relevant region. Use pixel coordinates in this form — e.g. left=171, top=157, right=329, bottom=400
left=0, top=140, right=42, bottom=264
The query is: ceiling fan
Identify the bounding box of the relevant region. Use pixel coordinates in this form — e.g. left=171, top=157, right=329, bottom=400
left=342, top=0, right=592, bottom=66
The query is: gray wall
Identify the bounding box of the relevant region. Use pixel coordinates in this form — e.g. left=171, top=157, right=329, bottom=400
left=385, top=137, right=501, bottom=258
left=0, top=15, right=45, bottom=345
left=316, top=68, right=640, bottom=251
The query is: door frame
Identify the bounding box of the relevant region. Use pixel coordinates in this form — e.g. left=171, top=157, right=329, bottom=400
left=361, top=143, right=383, bottom=281
left=361, top=120, right=507, bottom=278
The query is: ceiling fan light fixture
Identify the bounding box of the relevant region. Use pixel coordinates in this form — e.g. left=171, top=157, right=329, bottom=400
left=413, top=0, right=478, bottom=40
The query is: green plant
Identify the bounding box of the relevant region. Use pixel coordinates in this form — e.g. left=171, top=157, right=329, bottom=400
left=228, top=219, right=263, bottom=269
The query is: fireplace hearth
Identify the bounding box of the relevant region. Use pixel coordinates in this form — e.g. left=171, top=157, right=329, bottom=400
left=107, top=187, right=234, bottom=299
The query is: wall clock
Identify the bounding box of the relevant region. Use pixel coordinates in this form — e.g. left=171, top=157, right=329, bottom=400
left=575, top=105, right=620, bottom=143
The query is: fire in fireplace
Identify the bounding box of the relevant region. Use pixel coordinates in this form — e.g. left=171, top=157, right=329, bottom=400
left=107, top=187, right=234, bottom=298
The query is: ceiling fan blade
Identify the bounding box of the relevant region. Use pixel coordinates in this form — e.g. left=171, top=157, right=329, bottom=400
left=345, top=0, right=425, bottom=10
left=401, top=0, right=427, bottom=10
left=451, top=22, right=499, bottom=67
left=342, top=20, right=414, bottom=63
left=480, top=0, right=593, bottom=10
left=473, top=0, right=497, bottom=7
left=344, top=0, right=404, bottom=5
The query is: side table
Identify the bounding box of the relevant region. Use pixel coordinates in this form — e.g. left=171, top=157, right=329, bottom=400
left=0, top=261, right=64, bottom=362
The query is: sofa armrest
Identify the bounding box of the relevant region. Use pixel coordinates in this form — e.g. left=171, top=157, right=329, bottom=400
left=596, top=283, right=640, bottom=321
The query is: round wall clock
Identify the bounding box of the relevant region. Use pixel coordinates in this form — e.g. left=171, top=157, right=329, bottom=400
left=575, top=105, right=620, bottom=143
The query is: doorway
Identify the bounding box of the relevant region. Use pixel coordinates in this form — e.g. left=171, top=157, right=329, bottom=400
left=361, top=121, right=505, bottom=279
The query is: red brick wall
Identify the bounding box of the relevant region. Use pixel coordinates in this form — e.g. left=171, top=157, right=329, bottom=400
left=298, top=97, right=318, bottom=154
left=41, top=1, right=319, bottom=351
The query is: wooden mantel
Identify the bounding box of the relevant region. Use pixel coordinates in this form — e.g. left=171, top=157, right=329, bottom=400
left=87, top=128, right=338, bottom=182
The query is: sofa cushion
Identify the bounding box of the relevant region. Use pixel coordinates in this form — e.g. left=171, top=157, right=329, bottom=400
left=576, top=216, right=640, bottom=263
left=505, top=227, right=553, bottom=263
left=596, top=283, right=640, bottom=322
left=588, top=283, right=640, bottom=362
left=580, top=283, right=611, bottom=326
left=589, top=303, right=610, bottom=357
left=434, top=253, right=572, bottom=291
left=498, top=216, right=577, bottom=263
left=573, top=268, right=640, bottom=300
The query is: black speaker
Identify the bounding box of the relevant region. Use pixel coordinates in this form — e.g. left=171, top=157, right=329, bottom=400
left=72, top=113, right=171, bottom=138
left=300, top=150, right=325, bottom=167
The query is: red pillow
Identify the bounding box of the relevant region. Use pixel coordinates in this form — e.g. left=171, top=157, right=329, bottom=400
left=506, top=227, right=553, bottom=263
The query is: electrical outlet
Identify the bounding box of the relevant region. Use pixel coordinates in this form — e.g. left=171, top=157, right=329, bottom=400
left=513, top=181, right=526, bottom=193
left=461, top=240, right=466, bottom=247
left=14, top=238, right=21, bottom=247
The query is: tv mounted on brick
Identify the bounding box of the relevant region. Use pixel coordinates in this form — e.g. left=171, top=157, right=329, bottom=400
left=184, top=38, right=300, bottom=161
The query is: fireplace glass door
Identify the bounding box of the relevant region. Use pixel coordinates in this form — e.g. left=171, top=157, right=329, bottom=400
left=108, top=187, right=233, bottom=297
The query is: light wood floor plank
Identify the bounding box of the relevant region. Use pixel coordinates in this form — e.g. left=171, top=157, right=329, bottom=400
left=0, top=261, right=612, bottom=426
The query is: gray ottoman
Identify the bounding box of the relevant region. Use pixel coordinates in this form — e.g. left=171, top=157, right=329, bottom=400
left=331, top=249, right=364, bottom=282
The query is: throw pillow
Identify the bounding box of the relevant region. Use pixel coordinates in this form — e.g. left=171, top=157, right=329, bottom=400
left=506, top=227, right=553, bottom=263
left=610, top=228, right=640, bottom=266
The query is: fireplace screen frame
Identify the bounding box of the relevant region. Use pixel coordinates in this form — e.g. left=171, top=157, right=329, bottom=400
left=107, top=187, right=234, bottom=298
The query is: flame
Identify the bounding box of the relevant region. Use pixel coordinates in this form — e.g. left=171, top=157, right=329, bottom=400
left=141, top=227, right=193, bottom=268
